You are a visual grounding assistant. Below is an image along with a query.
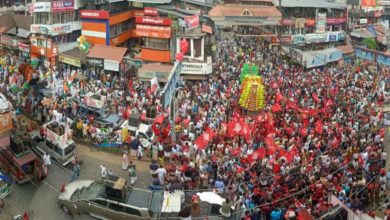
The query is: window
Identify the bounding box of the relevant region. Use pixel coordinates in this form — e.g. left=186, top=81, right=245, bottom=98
left=143, top=38, right=170, bottom=50
left=93, top=199, right=108, bottom=207
left=124, top=206, right=142, bottom=216
left=64, top=143, right=75, bottom=156
left=53, top=145, right=63, bottom=156
left=51, top=11, right=75, bottom=24
left=34, top=12, right=49, bottom=25
left=108, top=202, right=124, bottom=212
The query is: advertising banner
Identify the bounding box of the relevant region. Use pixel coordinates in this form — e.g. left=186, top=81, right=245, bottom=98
left=87, top=57, right=104, bottom=67
left=184, top=15, right=200, bottom=29
left=305, top=18, right=316, bottom=27
left=52, top=0, right=74, bottom=12
left=135, top=16, right=172, bottom=26
left=144, top=7, right=158, bottom=16
left=0, top=35, right=17, bottom=47
left=305, top=53, right=326, bottom=68
left=361, top=0, right=376, bottom=7
left=327, top=33, right=338, bottom=42
left=355, top=48, right=375, bottom=61
left=316, top=12, right=327, bottom=33
left=31, top=2, right=51, bottom=12
left=327, top=50, right=343, bottom=62
left=326, top=17, right=346, bottom=25
left=31, top=22, right=81, bottom=36
left=80, top=10, right=109, bottom=19
left=135, top=24, right=171, bottom=38
left=377, top=54, right=390, bottom=66
left=18, top=42, right=30, bottom=53
left=59, top=54, right=81, bottom=67
left=292, top=35, right=305, bottom=44
left=281, top=19, right=294, bottom=25
left=104, top=59, right=119, bottom=71
left=305, top=33, right=327, bottom=44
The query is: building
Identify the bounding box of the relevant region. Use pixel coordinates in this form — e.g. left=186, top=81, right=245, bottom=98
left=0, top=0, right=29, bottom=15
left=347, top=0, right=383, bottom=30
left=80, top=0, right=143, bottom=47
left=0, top=14, right=32, bottom=62
left=29, top=0, right=81, bottom=67
left=273, top=0, right=352, bottom=68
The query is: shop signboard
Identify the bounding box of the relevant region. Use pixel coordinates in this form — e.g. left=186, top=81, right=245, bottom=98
left=327, top=32, right=338, bottom=42
left=31, top=22, right=81, bottom=36
left=59, top=54, right=81, bottom=67
left=52, top=0, right=74, bottom=12
left=327, top=50, right=343, bottom=62
left=87, top=57, right=104, bottom=67
left=337, top=32, right=346, bottom=41
left=184, top=15, right=200, bottom=29
left=31, top=2, right=51, bottom=12
left=18, top=42, right=30, bottom=53
left=270, top=36, right=292, bottom=44
left=305, top=53, right=326, bottom=68
left=161, top=62, right=181, bottom=110
left=80, top=10, right=109, bottom=19
left=377, top=54, right=390, bottom=66
left=326, top=17, right=347, bottom=25
left=104, top=59, right=119, bottom=71
left=124, top=58, right=142, bottom=68
left=305, top=18, right=316, bottom=27
left=281, top=19, right=294, bottom=25
left=360, top=18, right=368, bottom=24
left=135, top=16, right=172, bottom=26
left=306, top=33, right=327, bottom=44
left=0, top=35, right=17, bottom=47
left=292, top=35, right=305, bottom=44
left=144, top=7, right=158, bottom=16
left=135, top=25, right=171, bottom=38
left=355, top=48, right=374, bottom=61
left=316, top=12, right=327, bottom=33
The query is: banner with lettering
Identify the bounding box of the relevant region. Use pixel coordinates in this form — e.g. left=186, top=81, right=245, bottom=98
left=184, top=15, right=200, bottom=29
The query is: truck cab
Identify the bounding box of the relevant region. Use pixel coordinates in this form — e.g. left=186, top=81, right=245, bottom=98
left=31, top=119, right=77, bottom=166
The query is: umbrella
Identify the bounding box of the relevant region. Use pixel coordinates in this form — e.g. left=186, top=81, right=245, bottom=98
left=196, top=192, right=225, bottom=206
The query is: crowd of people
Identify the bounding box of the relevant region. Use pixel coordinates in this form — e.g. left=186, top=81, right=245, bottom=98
left=0, top=34, right=389, bottom=220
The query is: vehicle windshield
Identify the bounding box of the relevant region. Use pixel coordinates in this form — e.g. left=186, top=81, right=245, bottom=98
left=146, top=128, right=154, bottom=139
left=70, top=182, right=104, bottom=201
left=64, top=143, right=76, bottom=156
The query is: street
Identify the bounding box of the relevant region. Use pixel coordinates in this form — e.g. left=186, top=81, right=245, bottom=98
left=0, top=143, right=152, bottom=220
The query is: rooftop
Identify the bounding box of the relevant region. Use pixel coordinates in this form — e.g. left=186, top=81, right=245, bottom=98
left=87, top=45, right=127, bottom=62
left=208, top=4, right=282, bottom=17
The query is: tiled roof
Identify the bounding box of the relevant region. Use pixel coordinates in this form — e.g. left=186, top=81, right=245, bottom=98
left=208, top=4, right=281, bottom=17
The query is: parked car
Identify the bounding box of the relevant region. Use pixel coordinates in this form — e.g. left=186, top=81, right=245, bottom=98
left=78, top=103, right=123, bottom=131
left=0, top=93, right=12, bottom=113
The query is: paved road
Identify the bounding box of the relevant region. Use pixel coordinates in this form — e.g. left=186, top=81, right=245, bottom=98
left=0, top=143, right=152, bottom=220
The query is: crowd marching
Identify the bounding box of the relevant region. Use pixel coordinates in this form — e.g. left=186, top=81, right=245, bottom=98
left=0, top=34, right=389, bottom=220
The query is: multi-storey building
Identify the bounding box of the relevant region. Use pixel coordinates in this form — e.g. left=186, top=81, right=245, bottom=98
left=29, top=0, right=81, bottom=67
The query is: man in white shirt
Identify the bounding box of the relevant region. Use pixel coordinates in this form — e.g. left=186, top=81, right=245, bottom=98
left=43, top=153, right=51, bottom=167
left=156, top=165, right=167, bottom=185
left=100, top=164, right=107, bottom=180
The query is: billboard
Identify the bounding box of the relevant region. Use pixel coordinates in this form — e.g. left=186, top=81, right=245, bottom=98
left=184, top=15, right=200, bottom=29
left=316, top=12, right=327, bottom=33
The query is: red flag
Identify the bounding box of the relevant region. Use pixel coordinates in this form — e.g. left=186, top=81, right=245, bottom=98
left=285, top=152, right=294, bottom=163
left=275, top=93, right=285, bottom=103
left=241, top=123, right=251, bottom=141
left=271, top=103, right=282, bottom=113
left=194, top=127, right=215, bottom=149
left=312, top=93, right=320, bottom=103
left=315, top=120, right=323, bottom=134
left=300, top=127, right=308, bottom=137
left=228, top=121, right=242, bottom=137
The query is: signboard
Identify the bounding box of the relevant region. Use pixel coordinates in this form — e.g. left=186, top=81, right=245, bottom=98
left=84, top=93, right=106, bottom=109
left=31, top=2, right=51, bottom=12
left=87, top=57, right=104, bottom=67
left=182, top=61, right=212, bottom=75
left=31, top=22, right=81, bottom=36
left=104, top=59, right=119, bottom=71
left=0, top=112, right=13, bottom=133
left=327, top=50, right=343, bottom=62
left=80, top=10, right=109, bottom=19
left=292, top=35, right=305, bottom=44
left=0, top=35, right=17, bottom=47
left=355, top=48, right=375, bottom=61
left=361, top=0, right=376, bottom=7
left=161, top=62, right=181, bottom=110
left=135, top=25, right=171, bottom=38
left=327, top=33, right=338, bottom=42
left=184, top=15, right=200, bottom=29
left=360, top=18, right=368, bottom=24
left=18, top=42, right=30, bottom=53
left=305, top=18, right=315, bottom=27
left=377, top=54, right=390, bottom=66
left=374, top=11, right=382, bottom=17
left=46, top=128, right=68, bottom=146
left=135, top=16, right=172, bottom=26
left=306, top=33, right=327, bottom=44
left=59, top=54, right=81, bottom=67
left=326, top=17, right=346, bottom=25
left=305, top=53, right=326, bottom=68
left=144, top=7, right=158, bottom=16
left=52, top=0, right=74, bottom=12
left=124, top=58, right=142, bottom=68
left=281, top=19, right=294, bottom=25
left=316, top=12, right=327, bottom=33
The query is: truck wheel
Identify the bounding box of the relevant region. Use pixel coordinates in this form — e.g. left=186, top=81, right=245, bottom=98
left=61, top=205, right=72, bottom=215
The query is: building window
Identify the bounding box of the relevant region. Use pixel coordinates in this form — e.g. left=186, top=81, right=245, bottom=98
left=144, top=38, right=170, bottom=50
left=52, top=11, right=75, bottom=24
left=35, top=12, right=50, bottom=25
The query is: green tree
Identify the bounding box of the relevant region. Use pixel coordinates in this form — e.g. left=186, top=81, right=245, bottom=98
left=362, top=38, right=377, bottom=50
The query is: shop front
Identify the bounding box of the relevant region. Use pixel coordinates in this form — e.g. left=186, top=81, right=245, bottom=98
left=58, top=48, right=86, bottom=70
left=86, top=45, right=127, bottom=78
left=0, top=35, right=18, bottom=62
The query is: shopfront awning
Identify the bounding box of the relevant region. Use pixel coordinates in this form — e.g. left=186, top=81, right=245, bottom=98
left=137, top=63, right=173, bottom=82
left=351, top=29, right=374, bottom=39
left=87, top=45, right=127, bottom=63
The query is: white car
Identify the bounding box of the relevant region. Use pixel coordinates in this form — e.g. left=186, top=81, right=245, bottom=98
left=0, top=93, right=12, bottom=113
left=120, top=121, right=155, bottom=149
